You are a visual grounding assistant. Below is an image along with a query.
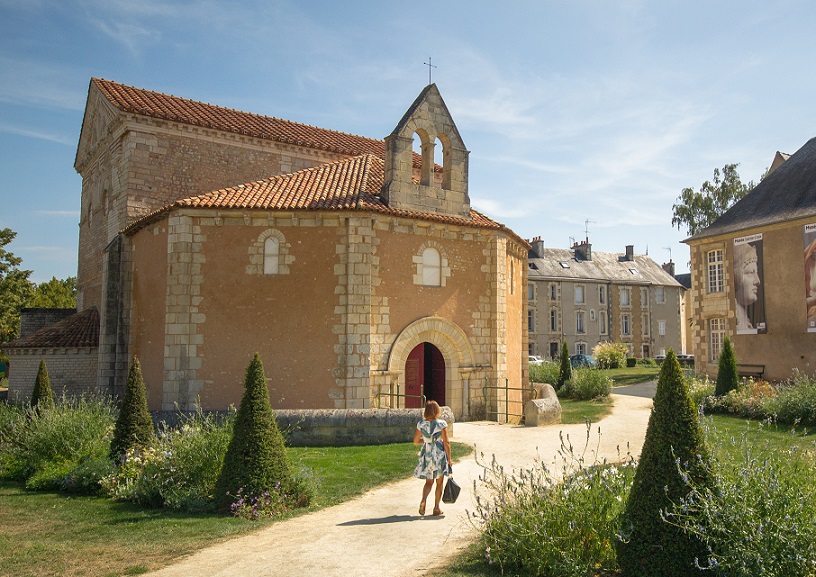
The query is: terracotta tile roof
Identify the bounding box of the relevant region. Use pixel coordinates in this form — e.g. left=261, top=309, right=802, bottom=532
left=93, top=78, right=389, bottom=158
left=123, top=154, right=512, bottom=236
left=2, top=308, right=100, bottom=350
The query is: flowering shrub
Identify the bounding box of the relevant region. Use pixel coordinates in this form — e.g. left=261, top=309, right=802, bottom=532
left=665, top=418, right=816, bottom=576
left=529, top=360, right=560, bottom=386
left=226, top=483, right=303, bottom=520
left=0, top=395, right=115, bottom=490
left=704, top=370, right=816, bottom=425
left=473, top=425, right=635, bottom=577
left=686, top=374, right=715, bottom=408
left=593, top=342, right=628, bottom=369
left=560, top=368, right=612, bottom=400
left=102, top=407, right=234, bottom=511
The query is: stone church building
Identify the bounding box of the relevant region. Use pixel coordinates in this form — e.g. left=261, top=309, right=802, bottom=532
left=5, top=79, right=528, bottom=421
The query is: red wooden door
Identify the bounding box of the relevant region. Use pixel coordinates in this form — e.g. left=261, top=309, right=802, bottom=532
left=405, top=343, right=424, bottom=408
left=426, top=343, right=446, bottom=406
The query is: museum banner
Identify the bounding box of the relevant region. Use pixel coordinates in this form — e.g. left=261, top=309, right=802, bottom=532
left=805, top=224, right=816, bottom=332
left=733, top=234, right=766, bottom=335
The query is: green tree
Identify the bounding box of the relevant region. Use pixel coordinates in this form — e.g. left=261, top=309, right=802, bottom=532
left=617, top=350, right=714, bottom=576
left=28, top=276, right=77, bottom=309
left=109, top=357, right=154, bottom=460
left=0, top=228, right=35, bottom=342
left=31, top=359, right=54, bottom=409
left=672, top=164, right=753, bottom=236
left=557, top=341, right=571, bottom=390
left=215, top=353, right=292, bottom=512
left=715, top=336, right=739, bottom=396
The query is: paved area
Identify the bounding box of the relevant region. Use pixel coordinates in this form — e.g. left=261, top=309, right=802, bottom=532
left=146, top=391, right=654, bottom=577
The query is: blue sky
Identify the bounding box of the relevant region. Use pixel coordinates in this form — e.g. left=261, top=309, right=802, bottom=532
left=2, top=0, right=815, bottom=283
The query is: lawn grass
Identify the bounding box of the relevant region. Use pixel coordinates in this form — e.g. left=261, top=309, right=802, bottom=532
left=559, top=396, right=614, bottom=424
left=602, top=365, right=659, bottom=387
left=0, top=441, right=473, bottom=577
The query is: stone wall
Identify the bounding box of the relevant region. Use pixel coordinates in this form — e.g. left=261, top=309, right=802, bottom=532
left=155, top=406, right=456, bottom=447
left=5, top=348, right=99, bottom=403
left=19, top=308, right=77, bottom=337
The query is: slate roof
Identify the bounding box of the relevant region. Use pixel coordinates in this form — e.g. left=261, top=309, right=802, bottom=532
left=686, top=136, right=816, bottom=242
left=674, top=273, right=692, bottom=290
left=123, top=154, right=517, bottom=240
left=2, top=308, right=99, bottom=350
left=528, top=247, right=681, bottom=287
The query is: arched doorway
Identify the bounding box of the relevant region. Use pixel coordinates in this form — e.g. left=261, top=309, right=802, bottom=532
left=404, top=342, right=446, bottom=408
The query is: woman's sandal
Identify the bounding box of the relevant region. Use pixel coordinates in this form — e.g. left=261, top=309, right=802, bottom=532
left=432, top=508, right=443, bottom=516
left=419, top=502, right=426, bottom=516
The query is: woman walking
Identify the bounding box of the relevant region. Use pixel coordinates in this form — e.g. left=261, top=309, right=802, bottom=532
left=413, top=400, right=452, bottom=516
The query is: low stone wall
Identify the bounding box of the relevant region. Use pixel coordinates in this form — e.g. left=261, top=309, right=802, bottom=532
left=153, top=406, right=455, bottom=447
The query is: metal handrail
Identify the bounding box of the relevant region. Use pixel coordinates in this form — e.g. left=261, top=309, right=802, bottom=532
left=483, top=379, right=536, bottom=423
left=374, top=388, right=426, bottom=409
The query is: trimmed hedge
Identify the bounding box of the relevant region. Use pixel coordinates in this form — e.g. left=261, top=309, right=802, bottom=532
left=109, top=357, right=154, bottom=460
left=617, top=350, right=714, bottom=576
left=214, top=353, right=293, bottom=512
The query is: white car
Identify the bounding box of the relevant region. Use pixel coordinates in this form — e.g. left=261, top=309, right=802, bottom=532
left=528, top=355, right=545, bottom=365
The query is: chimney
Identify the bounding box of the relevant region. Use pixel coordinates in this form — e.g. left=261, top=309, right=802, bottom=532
left=662, top=260, right=676, bottom=276
left=530, top=236, right=545, bottom=258
left=574, top=241, right=592, bottom=261
left=625, top=245, right=634, bottom=261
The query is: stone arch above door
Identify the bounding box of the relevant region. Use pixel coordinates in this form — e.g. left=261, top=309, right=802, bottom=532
left=387, top=316, right=475, bottom=418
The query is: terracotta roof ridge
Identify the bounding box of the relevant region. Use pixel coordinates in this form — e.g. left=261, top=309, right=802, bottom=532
left=2, top=307, right=100, bottom=350
left=92, top=78, right=382, bottom=150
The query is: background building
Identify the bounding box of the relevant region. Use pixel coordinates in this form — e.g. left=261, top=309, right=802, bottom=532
left=527, top=239, right=683, bottom=359
left=685, top=138, right=816, bottom=381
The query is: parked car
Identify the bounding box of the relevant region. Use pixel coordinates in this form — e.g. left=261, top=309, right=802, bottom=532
left=570, top=354, right=598, bottom=368
left=528, top=355, right=544, bottom=365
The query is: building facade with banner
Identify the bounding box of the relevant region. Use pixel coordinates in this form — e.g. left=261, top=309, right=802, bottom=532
left=684, top=137, right=816, bottom=381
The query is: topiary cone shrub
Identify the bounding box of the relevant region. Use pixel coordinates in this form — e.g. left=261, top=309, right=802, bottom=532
left=109, top=356, right=154, bottom=461
left=714, top=336, right=738, bottom=397
left=617, top=349, right=714, bottom=577
left=215, top=353, right=293, bottom=513
left=557, top=341, right=571, bottom=391
left=31, top=358, right=54, bottom=410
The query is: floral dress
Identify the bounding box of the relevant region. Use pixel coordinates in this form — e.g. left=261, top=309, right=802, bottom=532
left=413, top=419, right=449, bottom=479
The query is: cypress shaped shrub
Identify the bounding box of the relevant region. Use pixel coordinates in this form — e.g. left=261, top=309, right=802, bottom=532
left=715, top=336, right=739, bottom=397
left=617, top=349, right=713, bottom=577
left=109, top=357, right=154, bottom=461
left=31, top=359, right=54, bottom=410
left=557, top=341, right=571, bottom=391
left=215, top=353, right=292, bottom=512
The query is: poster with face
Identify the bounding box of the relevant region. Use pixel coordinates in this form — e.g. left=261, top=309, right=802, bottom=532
left=733, top=234, right=766, bottom=334
left=804, top=224, right=816, bottom=332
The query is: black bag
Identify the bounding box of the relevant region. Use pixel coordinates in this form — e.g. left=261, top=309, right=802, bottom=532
left=442, top=475, right=461, bottom=504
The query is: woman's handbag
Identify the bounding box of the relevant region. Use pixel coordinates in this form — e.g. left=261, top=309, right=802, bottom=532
left=442, top=468, right=461, bottom=504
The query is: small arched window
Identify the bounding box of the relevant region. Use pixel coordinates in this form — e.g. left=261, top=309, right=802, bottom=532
left=422, top=247, right=441, bottom=286
left=264, top=237, right=280, bottom=275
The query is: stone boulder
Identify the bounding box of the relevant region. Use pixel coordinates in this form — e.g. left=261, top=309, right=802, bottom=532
left=524, top=383, right=562, bottom=426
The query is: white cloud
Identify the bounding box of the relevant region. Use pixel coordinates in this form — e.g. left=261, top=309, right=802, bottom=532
left=0, top=124, right=75, bottom=146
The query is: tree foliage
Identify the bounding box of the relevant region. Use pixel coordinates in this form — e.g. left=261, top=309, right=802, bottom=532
left=715, top=336, right=739, bottom=397
left=557, top=341, right=571, bottom=390
left=109, top=357, right=154, bottom=460
left=617, top=350, right=714, bottom=576
left=671, top=164, right=753, bottom=237
left=31, top=359, right=54, bottom=410
left=0, top=228, right=34, bottom=343
left=215, top=353, right=292, bottom=512
left=28, top=276, right=77, bottom=309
